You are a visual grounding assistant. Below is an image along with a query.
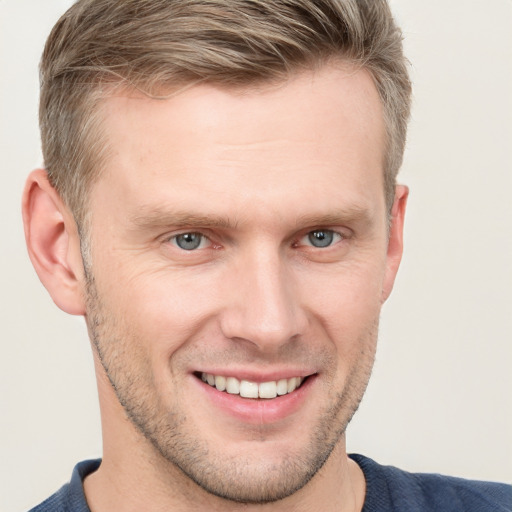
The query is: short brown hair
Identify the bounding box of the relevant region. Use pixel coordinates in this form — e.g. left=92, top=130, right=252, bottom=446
left=40, top=0, right=411, bottom=223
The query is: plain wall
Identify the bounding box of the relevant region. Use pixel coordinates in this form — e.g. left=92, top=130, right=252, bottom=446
left=1, top=0, right=511, bottom=510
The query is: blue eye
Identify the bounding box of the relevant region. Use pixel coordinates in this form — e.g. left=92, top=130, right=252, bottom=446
left=306, top=230, right=340, bottom=248
left=172, top=232, right=206, bottom=250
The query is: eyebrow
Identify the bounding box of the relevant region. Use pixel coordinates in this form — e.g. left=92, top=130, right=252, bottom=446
left=128, top=204, right=376, bottom=233
left=128, top=207, right=236, bottom=231
left=294, top=205, right=376, bottom=229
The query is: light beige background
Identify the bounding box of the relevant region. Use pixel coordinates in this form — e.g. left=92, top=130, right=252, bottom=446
left=1, top=0, right=511, bottom=510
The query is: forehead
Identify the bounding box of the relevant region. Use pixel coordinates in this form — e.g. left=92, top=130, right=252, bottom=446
left=91, top=64, right=386, bottom=225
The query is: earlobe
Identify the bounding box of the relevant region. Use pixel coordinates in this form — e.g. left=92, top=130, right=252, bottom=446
left=381, top=184, right=408, bottom=303
left=22, top=169, right=86, bottom=315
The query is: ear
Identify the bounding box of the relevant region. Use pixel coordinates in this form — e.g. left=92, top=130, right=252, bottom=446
left=381, top=184, right=408, bottom=303
left=22, top=169, right=86, bottom=315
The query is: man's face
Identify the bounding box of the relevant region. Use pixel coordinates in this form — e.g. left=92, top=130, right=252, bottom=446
left=84, top=64, right=401, bottom=503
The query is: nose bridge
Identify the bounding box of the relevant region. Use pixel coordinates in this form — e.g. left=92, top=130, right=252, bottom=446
left=220, top=241, right=305, bottom=349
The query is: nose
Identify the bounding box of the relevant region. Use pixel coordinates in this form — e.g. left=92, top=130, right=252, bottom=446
left=219, top=245, right=308, bottom=351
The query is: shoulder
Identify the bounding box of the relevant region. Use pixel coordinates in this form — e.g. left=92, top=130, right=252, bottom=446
left=28, top=459, right=101, bottom=512
left=350, top=453, right=512, bottom=512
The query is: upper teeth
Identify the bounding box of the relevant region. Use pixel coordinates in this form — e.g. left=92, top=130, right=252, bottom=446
left=201, top=373, right=304, bottom=399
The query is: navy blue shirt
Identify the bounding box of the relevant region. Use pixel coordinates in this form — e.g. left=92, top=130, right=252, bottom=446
left=29, top=455, right=512, bottom=511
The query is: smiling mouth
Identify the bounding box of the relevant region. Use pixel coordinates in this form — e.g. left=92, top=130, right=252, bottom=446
left=198, top=372, right=308, bottom=399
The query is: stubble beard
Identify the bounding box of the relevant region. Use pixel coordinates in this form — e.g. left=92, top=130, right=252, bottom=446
left=85, top=272, right=377, bottom=505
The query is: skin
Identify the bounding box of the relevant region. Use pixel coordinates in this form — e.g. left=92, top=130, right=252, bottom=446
left=23, top=63, right=407, bottom=511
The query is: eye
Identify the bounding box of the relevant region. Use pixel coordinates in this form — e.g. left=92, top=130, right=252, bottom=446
left=301, top=229, right=343, bottom=248
left=170, top=232, right=209, bottom=251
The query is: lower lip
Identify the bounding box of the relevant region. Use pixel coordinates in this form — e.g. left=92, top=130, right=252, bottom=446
left=193, top=375, right=315, bottom=424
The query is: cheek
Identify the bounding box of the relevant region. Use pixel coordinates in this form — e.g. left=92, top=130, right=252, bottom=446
left=96, top=266, right=223, bottom=355
left=92, top=243, right=386, bottom=360
left=302, top=259, right=385, bottom=324
left=299, top=260, right=384, bottom=368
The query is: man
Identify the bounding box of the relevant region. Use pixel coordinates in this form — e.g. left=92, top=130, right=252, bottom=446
left=21, top=0, right=511, bottom=511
